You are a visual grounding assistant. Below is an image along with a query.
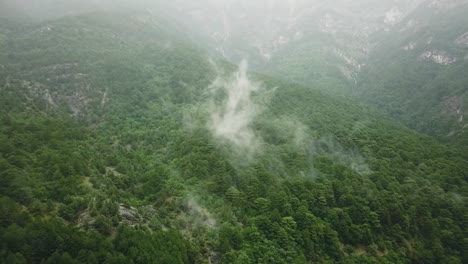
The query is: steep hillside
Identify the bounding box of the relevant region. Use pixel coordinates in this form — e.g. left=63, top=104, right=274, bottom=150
left=137, top=0, right=468, bottom=146
left=158, top=1, right=424, bottom=88
left=1, top=7, right=468, bottom=264
left=358, top=0, right=468, bottom=144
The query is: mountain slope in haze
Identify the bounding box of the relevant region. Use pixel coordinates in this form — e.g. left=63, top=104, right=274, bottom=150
left=161, top=0, right=424, bottom=93
left=160, top=0, right=468, bottom=146
left=1, top=6, right=468, bottom=264
left=357, top=0, right=468, bottom=145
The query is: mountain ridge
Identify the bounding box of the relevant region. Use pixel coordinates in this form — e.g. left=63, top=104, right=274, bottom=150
left=1, top=4, right=468, bottom=264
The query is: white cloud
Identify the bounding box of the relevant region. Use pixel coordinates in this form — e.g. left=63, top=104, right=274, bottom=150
left=208, top=60, right=261, bottom=154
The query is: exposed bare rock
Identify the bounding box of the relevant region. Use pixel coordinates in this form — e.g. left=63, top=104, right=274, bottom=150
left=76, top=209, right=93, bottom=228
left=44, top=89, right=56, bottom=107
left=100, top=87, right=109, bottom=108
left=455, top=32, right=468, bottom=47
left=20, top=80, right=56, bottom=109
left=442, top=96, right=464, bottom=116
left=384, top=8, right=403, bottom=25
left=119, top=204, right=140, bottom=224
left=419, top=50, right=457, bottom=65
left=327, top=48, right=363, bottom=82
left=64, top=91, right=92, bottom=117
left=208, top=252, right=221, bottom=264
left=338, top=65, right=356, bottom=83
left=331, top=48, right=361, bottom=70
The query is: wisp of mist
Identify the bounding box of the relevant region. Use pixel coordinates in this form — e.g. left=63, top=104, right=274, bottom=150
left=209, top=60, right=261, bottom=155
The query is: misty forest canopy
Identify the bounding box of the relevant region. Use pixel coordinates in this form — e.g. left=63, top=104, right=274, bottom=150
left=0, top=0, right=468, bottom=263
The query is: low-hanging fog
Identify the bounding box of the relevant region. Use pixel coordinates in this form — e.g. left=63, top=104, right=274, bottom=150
left=2, top=0, right=427, bottom=69
left=209, top=60, right=261, bottom=153
left=2, top=0, right=468, bottom=262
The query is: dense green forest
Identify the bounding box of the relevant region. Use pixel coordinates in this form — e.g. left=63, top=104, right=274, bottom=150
left=356, top=1, right=468, bottom=145
left=1, top=2, right=468, bottom=264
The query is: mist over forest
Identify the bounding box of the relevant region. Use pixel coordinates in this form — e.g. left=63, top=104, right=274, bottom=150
left=1, top=0, right=468, bottom=263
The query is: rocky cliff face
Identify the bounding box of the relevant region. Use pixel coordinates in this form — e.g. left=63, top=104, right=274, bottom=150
left=161, top=0, right=424, bottom=70
left=356, top=0, right=468, bottom=142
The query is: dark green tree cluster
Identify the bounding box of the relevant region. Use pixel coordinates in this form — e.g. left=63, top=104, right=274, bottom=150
left=0, top=7, right=467, bottom=264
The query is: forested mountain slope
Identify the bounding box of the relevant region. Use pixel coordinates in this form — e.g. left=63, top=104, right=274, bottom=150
left=358, top=0, right=468, bottom=145
left=1, top=7, right=468, bottom=264
left=160, top=0, right=424, bottom=94
left=155, top=0, right=468, bottom=146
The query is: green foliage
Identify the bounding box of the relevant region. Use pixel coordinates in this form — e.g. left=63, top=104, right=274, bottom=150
left=356, top=2, right=468, bottom=145
left=0, top=6, right=467, bottom=264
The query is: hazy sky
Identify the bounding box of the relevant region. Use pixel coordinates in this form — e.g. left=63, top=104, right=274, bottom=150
left=1, top=0, right=425, bottom=20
